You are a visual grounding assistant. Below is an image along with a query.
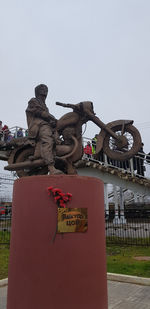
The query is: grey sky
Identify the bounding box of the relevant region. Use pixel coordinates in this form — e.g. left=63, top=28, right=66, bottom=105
left=0, top=0, right=150, bottom=155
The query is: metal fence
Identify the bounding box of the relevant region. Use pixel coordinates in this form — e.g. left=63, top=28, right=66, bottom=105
left=106, top=210, right=150, bottom=246
left=0, top=212, right=11, bottom=245
left=0, top=129, right=150, bottom=179
left=0, top=126, right=27, bottom=141
left=1, top=209, right=150, bottom=246
left=83, top=137, right=150, bottom=179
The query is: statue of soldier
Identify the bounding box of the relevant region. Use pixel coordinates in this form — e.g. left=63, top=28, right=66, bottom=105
left=26, top=84, right=62, bottom=175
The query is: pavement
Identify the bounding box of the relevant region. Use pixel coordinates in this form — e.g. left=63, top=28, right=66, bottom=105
left=1, top=280, right=150, bottom=309
left=0, top=286, right=7, bottom=309
left=108, top=280, right=150, bottom=309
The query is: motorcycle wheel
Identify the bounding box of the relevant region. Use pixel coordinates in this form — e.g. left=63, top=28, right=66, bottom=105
left=15, top=147, right=48, bottom=177
left=103, top=124, right=142, bottom=161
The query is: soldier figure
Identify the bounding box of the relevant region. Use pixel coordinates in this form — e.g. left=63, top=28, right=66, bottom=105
left=26, top=84, right=62, bottom=174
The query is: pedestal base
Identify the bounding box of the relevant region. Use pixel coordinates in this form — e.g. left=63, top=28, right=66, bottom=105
left=7, top=175, right=108, bottom=309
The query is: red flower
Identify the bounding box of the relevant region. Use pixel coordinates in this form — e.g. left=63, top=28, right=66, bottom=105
left=48, top=186, right=53, bottom=190
left=54, top=196, right=61, bottom=201
left=52, top=188, right=62, bottom=193
left=67, top=193, right=72, bottom=200
left=67, top=193, right=72, bottom=197
left=60, top=201, right=65, bottom=208
left=63, top=196, right=68, bottom=202
left=59, top=192, right=65, bottom=197
left=47, top=186, right=72, bottom=208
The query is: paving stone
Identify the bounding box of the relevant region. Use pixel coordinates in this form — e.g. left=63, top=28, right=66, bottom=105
left=1, top=280, right=150, bottom=309
left=0, top=286, right=7, bottom=309
left=111, top=300, right=150, bottom=309
left=108, top=280, right=150, bottom=309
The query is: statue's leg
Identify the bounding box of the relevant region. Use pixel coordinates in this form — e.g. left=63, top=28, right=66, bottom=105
left=34, top=141, right=41, bottom=158
left=39, top=125, right=63, bottom=174
left=38, top=124, right=55, bottom=165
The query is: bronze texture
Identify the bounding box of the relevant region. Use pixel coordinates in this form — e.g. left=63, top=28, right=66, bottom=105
left=0, top=84, right=142, bottom=177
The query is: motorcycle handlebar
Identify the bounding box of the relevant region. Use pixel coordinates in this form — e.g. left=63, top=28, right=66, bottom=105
left=56, top=102, right=79, bottom=110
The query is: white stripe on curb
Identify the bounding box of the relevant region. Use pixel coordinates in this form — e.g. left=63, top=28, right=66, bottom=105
left=107, top=273, right=150, bottom=286
left=0, top=278, right=8, bottom=287
left=1, top=273, right=150, bottom=288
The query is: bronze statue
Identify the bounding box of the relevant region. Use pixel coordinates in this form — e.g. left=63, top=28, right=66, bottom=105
left=26, top=84, right=62, bottom=175
left=0, top=85, right=142, bottom=177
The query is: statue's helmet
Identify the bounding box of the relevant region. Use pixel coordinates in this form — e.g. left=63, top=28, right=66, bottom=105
left=35, top=84, right=48, bottom=97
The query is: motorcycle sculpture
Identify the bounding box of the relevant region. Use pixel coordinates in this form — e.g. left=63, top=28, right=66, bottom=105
left=0, top=101, right=142, bottom=177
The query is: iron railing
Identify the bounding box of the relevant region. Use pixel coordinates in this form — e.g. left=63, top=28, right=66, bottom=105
left=1, top=209, right=150, bottom=246
left=0, top=126, right=27, bottom=141
left=105, top=212, right=150, bottom=246
left=82, top=137, right=150, bottom=179
left=0, top=211, right=11, bottom=245
left=0, top=127, right=150, bottom=179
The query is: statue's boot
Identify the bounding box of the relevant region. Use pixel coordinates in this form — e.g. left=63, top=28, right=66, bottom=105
left=48, top=165, right=63, bottom=175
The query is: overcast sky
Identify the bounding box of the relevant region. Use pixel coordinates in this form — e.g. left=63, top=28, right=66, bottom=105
left=0, top=0, right=150, bottom=160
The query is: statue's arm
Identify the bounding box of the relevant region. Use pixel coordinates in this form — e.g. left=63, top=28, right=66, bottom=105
left=26, top=99, right=44, bottom=117
left=26, top=99, right=57, bottom=126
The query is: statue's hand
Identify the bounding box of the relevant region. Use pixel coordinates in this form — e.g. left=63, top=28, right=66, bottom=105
left=49, top=118, right=57, bottom=128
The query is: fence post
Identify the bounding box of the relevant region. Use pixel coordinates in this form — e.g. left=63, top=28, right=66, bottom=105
left=119, top=187, right=126, bottom=224
left=113, top=185, right=119, bottom=224
left=104, top=154, right=108, bottom=167
left=104, top=183, right=109, bottom=217
left=13, top=127, right=17, bottom=138
left=130, top=158, right=134, bottom=177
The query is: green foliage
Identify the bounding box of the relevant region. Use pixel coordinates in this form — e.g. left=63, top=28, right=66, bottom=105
left=107, top=244, right=150, bottom=278
left=0, top=244, right=150, bottom=280
left=0, top=231, right=10, bottom=244
left=0, top=245, right=9, bottom=280
left=106, top=236, right=150, bottom=246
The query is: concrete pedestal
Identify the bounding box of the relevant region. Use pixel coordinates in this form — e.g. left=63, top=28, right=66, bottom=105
left=7, top=175, right=108, bottom=309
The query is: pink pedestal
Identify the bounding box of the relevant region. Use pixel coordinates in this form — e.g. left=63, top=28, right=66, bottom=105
left=7, top=175, right=108, bottom=309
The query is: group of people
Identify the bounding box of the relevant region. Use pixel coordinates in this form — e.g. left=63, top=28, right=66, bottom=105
left=0, top=121, right=28, bottom=142
left=0, top=122, right=12, bottom=142
left=83, top=134, right=98, bottom=158
left=83, top=134, right=146, bottom=177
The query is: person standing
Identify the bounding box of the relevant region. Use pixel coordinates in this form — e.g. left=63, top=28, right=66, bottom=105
left=84, top=141, right=92, bottom=158
left=92, top=134, right=98, bottom=155
left=17, top=128, right=24, bottom=138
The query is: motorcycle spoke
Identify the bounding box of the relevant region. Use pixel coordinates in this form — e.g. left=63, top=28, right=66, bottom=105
left=108, top=130, right=134, bottom=152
